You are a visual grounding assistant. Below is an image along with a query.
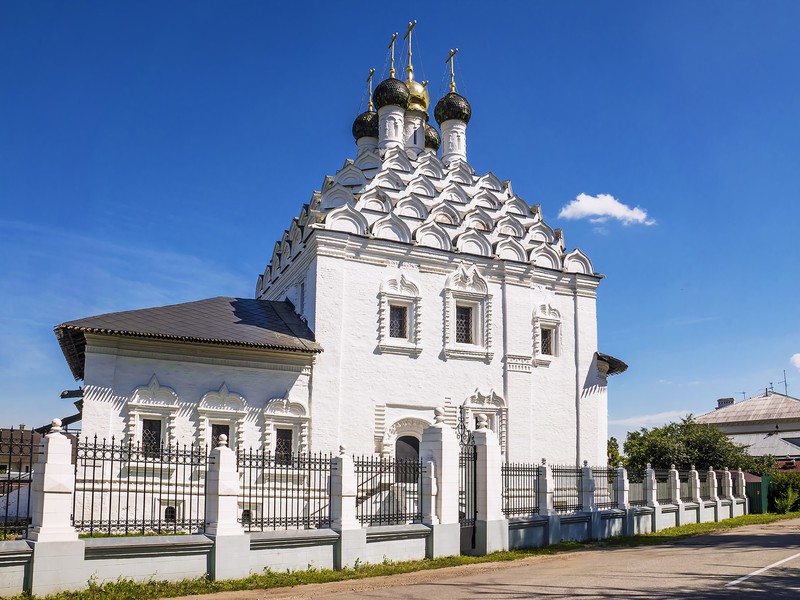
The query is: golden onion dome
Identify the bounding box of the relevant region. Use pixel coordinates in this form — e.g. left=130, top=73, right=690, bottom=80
left=405, top=78, right=429, bottom=112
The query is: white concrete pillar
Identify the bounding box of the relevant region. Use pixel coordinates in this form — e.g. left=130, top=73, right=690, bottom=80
left=615, top=464, right=629, bottom=510
left=330, top=446, right=366, bottom=568
left=669, top=465, right=681, bottom=505
left=206, top=434, right=250, bottom=581
left=707, top=467, right=719, bottom=502
left=378, top=105, right=405, bottom=150
left=420, top=408, right=461, bottom=558
left=645, top=463, right=659, bottom=508
left=736, top=468, right=747, bottom=499
left=690, top=466, right=702, bottom=504
left=721, top=468, right=733, bottom=499
left=538, top=460, right=561, bottom=545
left=420, top=459, right=438, bottom=526
left=580, top=462, right=596, bottom=512
left=440, top=119, right=467, bottom=166
left=28, top=419, right=86, bottom=596
left=472, top=413, right=508, bottom=555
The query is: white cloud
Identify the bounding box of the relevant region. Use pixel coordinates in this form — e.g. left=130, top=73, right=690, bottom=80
left=558, top=193, right=655, bottom=226
left=608, top=409, right=689, bottom=428
left=791, top=353, right=800, bottom=371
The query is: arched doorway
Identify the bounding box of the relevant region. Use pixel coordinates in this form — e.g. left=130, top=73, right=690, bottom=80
left=395, top=435, right=420, bottom=484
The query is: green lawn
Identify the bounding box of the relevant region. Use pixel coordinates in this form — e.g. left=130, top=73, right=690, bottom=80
left=11, top=512, right=800, bottom=600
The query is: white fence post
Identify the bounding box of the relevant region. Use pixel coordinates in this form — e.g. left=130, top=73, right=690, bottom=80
left=722, top=468, right=734, bottom=499
left=471, top=413, right=508, bottom=555
left=669, top=464, right=681, bottom=504
left=615, top=464, right=629, bottom=510
left=206, top=435, right=250, bottom=581
left=420, top=458, right=438, bottom=526
left=420, top=407, right=461, bottom=558
left=28, top=419, right=86, bottom=596
left=330, top=446, right=366, bottom=568
left=538, top=459, right=561, bottom=544
left=645, top=463, right=659, bottom=508
left=582, top=461, right=601, bottom=540
left=690, top=465, right=702, bottom=504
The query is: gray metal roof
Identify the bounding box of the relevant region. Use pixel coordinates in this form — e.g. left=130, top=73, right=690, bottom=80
left=728, top=432, right=800, bottom=457
left=55, top=297, right=322, bottom=380
left=695, top=392, right=800, bottom=425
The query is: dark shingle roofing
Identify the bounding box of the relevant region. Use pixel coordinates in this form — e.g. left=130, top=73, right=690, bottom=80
left=55, top=297, right=322, bottom=380
left=596, top=352, right=628, bottom=376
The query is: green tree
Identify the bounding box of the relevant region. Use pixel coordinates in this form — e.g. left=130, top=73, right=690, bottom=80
left=623, top=416, right=777, bottom=476
left=607, top=436, right=623, bottom=467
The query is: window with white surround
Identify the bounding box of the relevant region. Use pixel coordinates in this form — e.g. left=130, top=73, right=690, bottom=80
left=126, top=376, right=179, bottom=448
left=196, top=384, right=247, bottom=449
left=378, top=273, right=422, bottom=355
left=444, top=264, right=493, bottom=361
left=264, top=398, right=309, bottom=455
left=533, top=304, right=561, bottom=367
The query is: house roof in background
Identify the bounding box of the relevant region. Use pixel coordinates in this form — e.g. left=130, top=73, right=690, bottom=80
left=695, top=392, right=800, bottom=425
left=728, top=432, right=800, bottom=457
left=54, top=297, right=322, bottom=380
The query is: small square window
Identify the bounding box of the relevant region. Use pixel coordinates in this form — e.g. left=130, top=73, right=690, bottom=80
left=456, top=305, right=473, bottom=344
left=389, top=305, right=408, bottom=339
left=541, top=327, right=554, bottom=356
left=275, top=428, right=293, bottom=465
left=142, top=419, right=162, bottom=458
left=164, top=506, right=176, bottom=522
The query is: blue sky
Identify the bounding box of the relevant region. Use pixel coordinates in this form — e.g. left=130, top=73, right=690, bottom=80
left=1, top=1, right=798, bottom=442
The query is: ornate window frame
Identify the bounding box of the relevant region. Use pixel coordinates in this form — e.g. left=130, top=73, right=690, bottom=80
left=381, top=417, right=430, bottom=457
left=378, top=273, right=422, bottom=356
left=196, top=383, right=247, bottom=449
left=461, top=389, right=508, bottom=454
left=126, top=376, right=179, bottom=446
left=444, top=264, right=493, bottom=361
left=263, top=398, right=309, bottom=455
left=533, top=304, right=562, bottom=367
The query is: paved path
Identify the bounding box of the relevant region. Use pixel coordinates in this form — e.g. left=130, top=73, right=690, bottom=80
left=172, top=519, right=800, bottom=599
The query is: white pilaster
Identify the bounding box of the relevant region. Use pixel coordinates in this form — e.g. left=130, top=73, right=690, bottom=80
left=615, top=464, right=629, bottom=510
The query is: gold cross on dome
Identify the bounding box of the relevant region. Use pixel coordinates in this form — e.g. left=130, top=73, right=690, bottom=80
left=388, top=32, right=398, bottom=78
left=446, top=48, right=459, bottom=93
left=403, top=20, right=417, bottom=80
left=366, top=68, right=375, bottom=111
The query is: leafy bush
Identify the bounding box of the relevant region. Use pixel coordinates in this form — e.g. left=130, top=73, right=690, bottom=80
left=770, top=472, right=800, bottom=511
left=774, top=486, right=799, bottom=514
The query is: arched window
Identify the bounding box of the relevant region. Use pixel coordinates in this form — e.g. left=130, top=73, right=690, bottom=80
left=394, top=436, right=420, bottom=484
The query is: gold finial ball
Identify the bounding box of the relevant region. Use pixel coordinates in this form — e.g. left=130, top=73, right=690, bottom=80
left=405, top=79, right=429, bottom=112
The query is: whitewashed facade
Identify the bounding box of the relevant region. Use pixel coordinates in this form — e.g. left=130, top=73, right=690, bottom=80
left=56, top=50, right=625, bottom=467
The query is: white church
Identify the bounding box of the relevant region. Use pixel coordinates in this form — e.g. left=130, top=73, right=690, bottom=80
left=54, top=34, right=626, bottom=466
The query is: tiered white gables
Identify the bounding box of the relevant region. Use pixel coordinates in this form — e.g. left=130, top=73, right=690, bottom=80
left=54, top=28, right=626, bottom=467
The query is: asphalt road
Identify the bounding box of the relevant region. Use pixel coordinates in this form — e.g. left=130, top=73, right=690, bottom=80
left=174, top=518, right=800, bottom=600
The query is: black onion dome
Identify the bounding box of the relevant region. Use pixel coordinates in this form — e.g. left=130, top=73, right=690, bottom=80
left=352, top=111, right=379, bottom=140
left=434, top=92, right=472, bottom=125
left=424, top=123, right=441, bottom=151
left=373, top=77, right=410, bottom=110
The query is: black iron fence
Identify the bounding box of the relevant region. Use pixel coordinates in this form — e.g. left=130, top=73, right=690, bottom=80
left=459, top=445, right=477, bottom=526
left=653, top=469, right=673, bottom=504
left=592, top=466, right=617, bottom=509
left=501, top=461, right=540, bottom=518
left=0, top=428, right=38, bottom=539
left=732, top=472, right=742, bottom=497
left=354, top=455, right=421, bottom=527
left=72, top=437, right=207, bottom=536
left=552, top=465, right=583, bottom=514
left=698, top=470, right=711, bottom=501
left=716, top=472, right=726, bottom=498
left=237, top=450, right=331, bottom=530
left=627, top=469, right=647, bottom=507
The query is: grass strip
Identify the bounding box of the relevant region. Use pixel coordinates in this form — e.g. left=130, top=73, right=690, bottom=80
left=11, top=511, right=800, bottom=600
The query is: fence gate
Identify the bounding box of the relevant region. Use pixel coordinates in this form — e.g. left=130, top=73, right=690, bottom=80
left=456, top=407, right=477, bottom=553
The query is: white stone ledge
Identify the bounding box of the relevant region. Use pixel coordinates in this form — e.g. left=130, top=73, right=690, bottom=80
left=365, top=524, right=431, bottom=542
left=599, top=509, right=626, bottom=520
left=84, top=534, right=213, bottom=560
left=507, top=516, right=547, bottom=530
left=0, top=541, right=33, bottom=566
left=559, top=514, right=591, bottom=525
left=249, top=528, right=339, bottom=550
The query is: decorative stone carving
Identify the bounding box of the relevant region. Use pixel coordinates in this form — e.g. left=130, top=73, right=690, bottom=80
left=127, top=376, right=179, bottom=445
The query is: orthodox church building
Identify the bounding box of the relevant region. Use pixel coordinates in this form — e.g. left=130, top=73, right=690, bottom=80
left=54, top=32, right=626, bottom=466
